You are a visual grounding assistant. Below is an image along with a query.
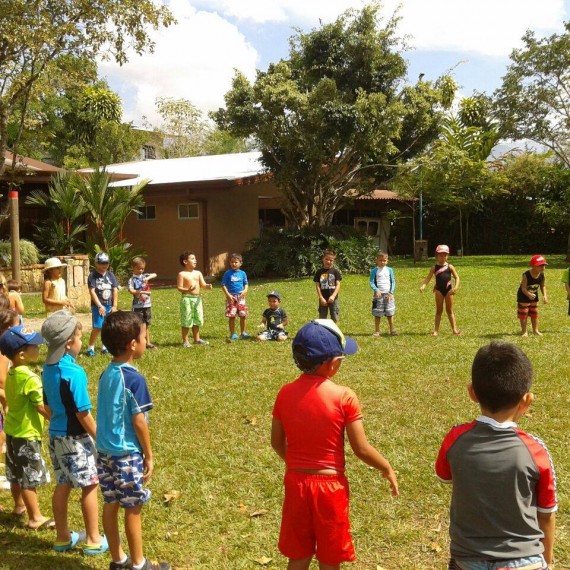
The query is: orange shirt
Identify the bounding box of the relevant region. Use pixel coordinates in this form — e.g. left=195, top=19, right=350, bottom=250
left=272, top=374, right=363, bottom=472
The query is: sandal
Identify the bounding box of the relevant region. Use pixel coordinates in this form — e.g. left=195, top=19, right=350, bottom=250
left=83, top=534, right=109, bottom=555
left=53, top=530, right=81, bottom=552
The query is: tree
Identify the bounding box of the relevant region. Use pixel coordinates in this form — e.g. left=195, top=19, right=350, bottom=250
left=214, top=3, right=455, bottom=228
left=494, top=23, right=570, bottom=167
left=0, top=0, right=174, bottom=174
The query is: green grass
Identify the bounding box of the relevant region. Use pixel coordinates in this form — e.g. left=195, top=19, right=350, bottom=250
left=1, top=255, right=569, bottom=569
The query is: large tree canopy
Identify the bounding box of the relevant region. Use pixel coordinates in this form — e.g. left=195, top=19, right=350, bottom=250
left=214, top=3, right=455, bottom=228
left=0, top=0, right=174, bottom=174
left=495, top=22, right=570, bottom=167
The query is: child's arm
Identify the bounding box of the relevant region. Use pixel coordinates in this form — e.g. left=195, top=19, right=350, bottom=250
left=258, top=316, right=268, bottom=328
left=111, top=286, right=118, bottom=313
left=221, top=284, right=233, bottom=301
left=328, top=277, right=341, bottom=305
left=241, top=282, right=248, bottom=297
left=198, top=271, right=213, bottom=291
left=419, top=267, right=435, bottom=292
left=132, top=412, right=154, bottom=481
left=176, top=272, right=189, bottom=294
left=346, top=419, right=399, bottom=497
left=369, top=268, right=379, bottom=294
left=280, top=315, right=289, bottom=328
left=145, top=273, right=157, bottom=281
left=540, top=279, right=548, bottom=304
left=520, top=274, right=536, bottom=300
left=76, top=410, right=97, bottom=440
left=565, top=282, right=570, bottom=300
left=0, top=355, right=8, bottom=411
left=10, top=292, right=24, bottom=315
left=89, top=287, right=106, bottom=316
left=36, top=404, right=50, bottom=421
left=270, top=418, right=287, bottom=461
left=537, top=511, right=555, bottom=565
left=449, top=264, right=460, bottom=294
left=315, top=282, right=327, bottom=306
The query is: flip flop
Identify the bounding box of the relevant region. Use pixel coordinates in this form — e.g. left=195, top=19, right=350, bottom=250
left=27, top=517, right=55, bottom=531
left=83, top=534, right=109, bottom=556
left=53, top=530, right=81, bottom=552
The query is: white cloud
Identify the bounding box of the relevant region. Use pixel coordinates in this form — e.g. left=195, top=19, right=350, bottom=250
left=98, top=0, right=259, bottom=125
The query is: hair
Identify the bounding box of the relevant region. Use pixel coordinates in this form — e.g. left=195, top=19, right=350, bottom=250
left=101, top=311, right=143, bottom=357
left=376, top=251, right=388, bottom=259
left=229, top=253, right=242, bottom=261
left=7, top=279, right=20, bottom=291
left=323, top=249, right=336, bottom=258
left=179, top=250, right=195, bottom=266
left=131, top=256, right=146, bottom=268
left=292, top=344, right=323, bottom=373
left=0, top=295, right=9, bottom=310
left=471, top=341, right=533, bottom=413
left=0, top=275, right=6, bottom=289
left=0, top=309, right=18, bottom=335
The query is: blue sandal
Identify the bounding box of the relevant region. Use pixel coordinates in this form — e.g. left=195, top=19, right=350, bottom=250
left=53, top=530, right=81, bottom=552
left=83, top=534, right=109, bottom=555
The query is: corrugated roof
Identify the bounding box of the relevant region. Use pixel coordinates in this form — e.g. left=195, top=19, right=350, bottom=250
left=81, top=151, right=267, bottom=187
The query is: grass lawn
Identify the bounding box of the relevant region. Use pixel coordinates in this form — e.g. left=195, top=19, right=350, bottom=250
left=1, top=254, right=569, bottom=569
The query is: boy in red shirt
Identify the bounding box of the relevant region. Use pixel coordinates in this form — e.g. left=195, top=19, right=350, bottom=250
left=271, top=319, right=399, bottom=570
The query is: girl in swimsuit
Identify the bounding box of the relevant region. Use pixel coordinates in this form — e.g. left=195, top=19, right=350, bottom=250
left=420, top=244, right=461, bottom=336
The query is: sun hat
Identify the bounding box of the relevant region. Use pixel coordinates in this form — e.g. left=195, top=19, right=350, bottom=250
left=267, top=291, right=281, bottom=300
left=41, top=310, right=78, bottom=365
left=435, top=245, right=450, bottom=254
left=530, top=254, right=548, bottom=267
left=95, top=252, right=110, bottom=264
left=0, top=325, right=44, bottom=359
left=44, top=257, right=67, bottom=272
left=292, top=319, right=357, bottom=366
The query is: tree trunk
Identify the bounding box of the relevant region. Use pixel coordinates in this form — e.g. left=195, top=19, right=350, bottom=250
left=566, top=229, right=570, bottom=262
left=459, top=208, right=464, bottom=256
left=0, top=99, right=8, bottom=176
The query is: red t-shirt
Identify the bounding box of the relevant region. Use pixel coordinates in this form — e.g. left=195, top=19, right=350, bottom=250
left=272, top=374, right=363, bottom=471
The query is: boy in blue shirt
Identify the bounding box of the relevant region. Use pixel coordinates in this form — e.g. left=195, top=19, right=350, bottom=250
left=41, top=310, right=107, bottom=554
left=221, top=253, right=249, bottom=340
left=96, top=311, right=169, bottom=570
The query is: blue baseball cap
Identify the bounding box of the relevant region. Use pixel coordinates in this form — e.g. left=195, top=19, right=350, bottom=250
left=292, top=319, right=357, bottom=364
left=0, top=325, right=44, bottom=359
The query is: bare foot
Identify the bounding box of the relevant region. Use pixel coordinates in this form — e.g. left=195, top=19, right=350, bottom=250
left=12, top=506, right=26, bottom=517
left=430, top=331, right=439, bottom=336
left=26, top=516, right=55, bottom=530
left=521, top=332, right=528, bottom=337
left=533, top=331, right=543, bottom=336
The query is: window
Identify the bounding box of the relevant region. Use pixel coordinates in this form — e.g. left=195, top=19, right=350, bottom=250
left=178, top=203, right=199, bottom=219
left=137, top=205, right=156, bottom=220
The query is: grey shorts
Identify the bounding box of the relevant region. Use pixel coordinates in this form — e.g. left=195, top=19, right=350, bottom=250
left=49, top=435, right=99, bottom=488
left=258, top=329, right=288, bottom=341
left=318, top=297, right=340, bottom=321
left=5, top=435, right=51, bottom=489
left=134, top=306, right=152, bottom=326
left=449, top=556, right=547, bottom=570
left=372, top=294, right=395, bottom=317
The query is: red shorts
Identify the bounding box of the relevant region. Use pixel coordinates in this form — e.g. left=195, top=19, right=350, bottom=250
left=278, top=471, right=355, bottom=565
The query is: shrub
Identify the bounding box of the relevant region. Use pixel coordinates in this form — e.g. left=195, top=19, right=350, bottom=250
left=0, top=239, right=40, bottom=267
left=243, top=227, right=378, bottom=278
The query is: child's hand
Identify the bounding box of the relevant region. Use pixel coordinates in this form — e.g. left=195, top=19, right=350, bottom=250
left=319, top=298, right=328, bottom=307
left=327, top=296, right=335, bottom=305
left=543, top=297, right=548, bottom=304
left=382, top=467, right=399, bottom=497
left=375, top=291, right=382, bottom=298
left=386, top=293, right=393, bottom=300
left=257, top=323, right=265, bottom=328
left=143, top=456, right=154, bottom=481
left=98, top=306, right=106, bottom=316
left=449, top=288, right=457, bottom=296
left=207, top=284, right=213, bottom=290
left=419, top=284, right=426, bottom=293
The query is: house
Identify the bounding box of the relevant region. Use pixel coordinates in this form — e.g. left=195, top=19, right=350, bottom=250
left=91, top=152, right=413, bottom=279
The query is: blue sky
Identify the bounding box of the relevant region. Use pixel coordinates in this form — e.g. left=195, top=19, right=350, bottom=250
left=99, top=0, right=570, bottom=126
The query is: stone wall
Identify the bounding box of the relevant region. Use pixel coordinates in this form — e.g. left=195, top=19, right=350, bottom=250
left=0, top=255, right=91, bottom=310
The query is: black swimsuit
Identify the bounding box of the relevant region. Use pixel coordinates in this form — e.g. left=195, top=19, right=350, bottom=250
left=434, top=264, right=452, bottom=296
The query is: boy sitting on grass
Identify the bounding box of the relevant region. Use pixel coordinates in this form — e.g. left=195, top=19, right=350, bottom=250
left=271, top=319, right=399, bottom=570
left=256, top=291, right=288, bottom=341
left=437, top=341, right=556, bottom=570
left=96, top=311, right=170, bottom=570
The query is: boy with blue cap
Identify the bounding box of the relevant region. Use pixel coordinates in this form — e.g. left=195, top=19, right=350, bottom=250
left=271, top=319, right=399, bottom=570
left=0, top=324, right=54, bottom=530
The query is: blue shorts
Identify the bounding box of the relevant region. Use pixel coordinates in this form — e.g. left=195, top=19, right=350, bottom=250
left=49, top=435, right=99, bottom=488
left=97, top=452, right=151, bottom=508
left=91, top=305, right=113, bottom=329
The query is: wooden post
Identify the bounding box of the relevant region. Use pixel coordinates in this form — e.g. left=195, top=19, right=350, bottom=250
left=9, top=186, right=20, bottom=282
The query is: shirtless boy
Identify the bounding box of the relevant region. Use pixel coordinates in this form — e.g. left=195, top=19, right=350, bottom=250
left=177, top=251, right=213, bottom=347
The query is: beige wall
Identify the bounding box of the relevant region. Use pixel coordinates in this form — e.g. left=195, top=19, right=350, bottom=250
left=122, top=181, right=280, bottom=279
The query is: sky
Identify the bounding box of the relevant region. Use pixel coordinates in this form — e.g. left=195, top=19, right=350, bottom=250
left=99, top=0, right=570, bottom=127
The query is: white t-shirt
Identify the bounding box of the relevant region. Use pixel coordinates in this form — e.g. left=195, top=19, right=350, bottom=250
left=375, top=266, right=391, bottom=293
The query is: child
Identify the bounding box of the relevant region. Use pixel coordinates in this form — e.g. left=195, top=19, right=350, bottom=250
left=7, top=280, right=24, bottom=323
left=128, top=257, right=158, bottom=349
left=41, top=310, right=107, bottom=554
left=369, top=252, right=397, bottom=336
left=0, top=324, right=54, bottom=529
left=420, top=244, right=461, bottom=336
left=517, top=255, right=548, bottom=336
left=256, top=291, right=288, bottom=341
left=86, top=252, right=118, bottom=356
left=177, top=251, right=213, bottom=347
left=42, top=257, right=73, bottom=314
left=313, top=249, right=342, bottom=322
left=271, top=319, right=399, bottom=569
left=436, top=341, right=556, bottom=569
left=221, top=253, right=249, bottom=340
left=96, top=311, right=170, bottom=570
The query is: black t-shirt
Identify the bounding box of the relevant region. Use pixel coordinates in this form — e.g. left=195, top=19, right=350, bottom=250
left=313, top=267, right=342, bottom=300
left=517, top=270, right=544, bottom=303
left=263, top=307, right=287, bottom=330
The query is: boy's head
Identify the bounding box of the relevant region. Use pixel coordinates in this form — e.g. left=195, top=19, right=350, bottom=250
left=41, top=310, right=80, bottom=365
left=131, top=256, right=146, bottom=274
left=376, top=252, right=389, bottom=267
left=94, top=252, right=110, bottom=273
left=0, top=309, right=19, bottom=335
left=0, top=324, right=44, bottom=363
left=267, top=291, right=281, bottom=309
left=529, top=255, right=547, bottom=269
left=7, top=279, right=20, bottom=292
left=322, top=249, right=336, bottom=268
left=471, top=341, right=533, bottom=413
left=292, top=319, right=357, bottom=373
left=101, top=310, right=145, bottom=357
left=179, top=251, right=196, bottom=267
left=229, top=253, right=242, bottom=270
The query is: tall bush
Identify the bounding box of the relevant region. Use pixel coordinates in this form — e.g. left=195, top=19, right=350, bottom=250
left=0, top=239, right=39, bottom=267
left=243, top=227, right=378, bottom=278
